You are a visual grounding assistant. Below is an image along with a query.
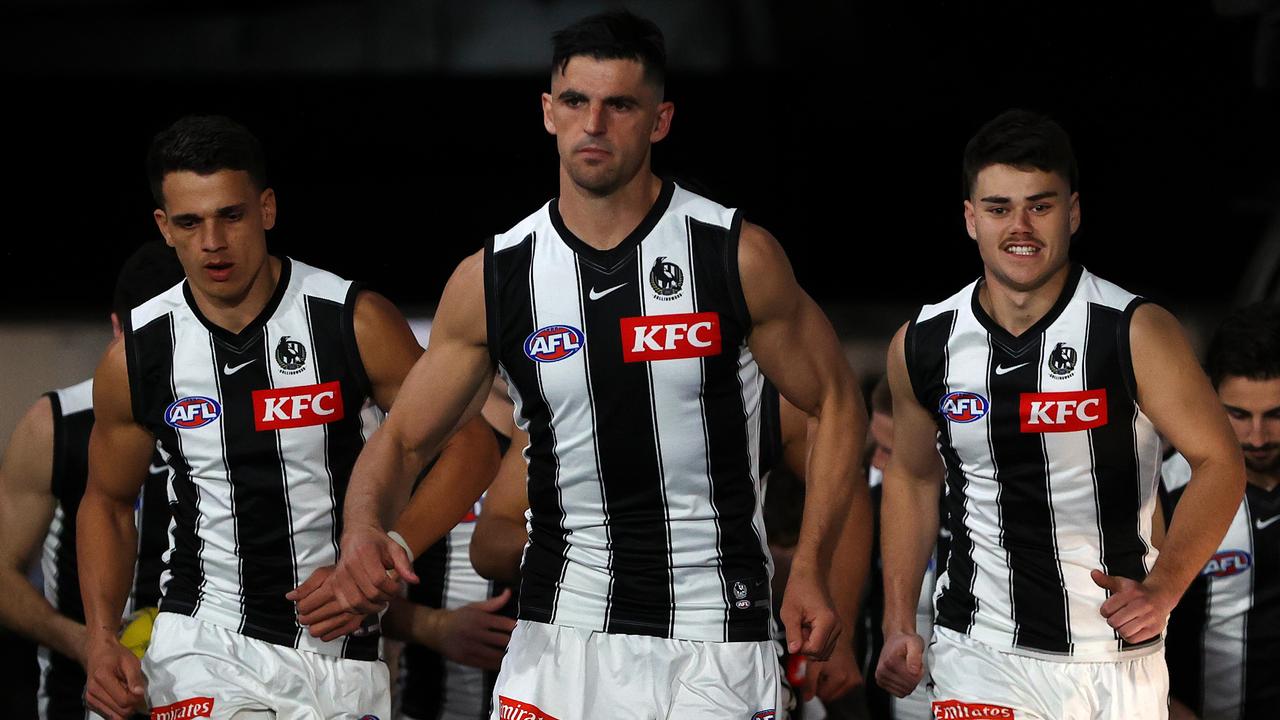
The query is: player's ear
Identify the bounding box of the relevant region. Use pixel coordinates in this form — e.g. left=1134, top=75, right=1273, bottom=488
left=260, top=188, right=277, bottom=231
left=651, top=101, right=674, bottom=143
left=963, top=200, right=978, bottom=241
left=1068, top=192, right=1080, bottom=235
left=153, top=209, right=175, bottom=247
left=542, top=93, right=557, bottom=135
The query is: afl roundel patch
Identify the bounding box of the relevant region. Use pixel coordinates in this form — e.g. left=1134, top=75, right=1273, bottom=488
left=524, top=325, right=585, bottom=363
left=164, top=396, right=221, bottom=429
left=939, top=391, right=988, bottom=423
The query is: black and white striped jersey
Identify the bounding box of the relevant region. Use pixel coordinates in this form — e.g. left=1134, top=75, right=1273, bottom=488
left=124, top=257, right=384, bottom=660
left=38, top=379, right=170, bottom=720
left=1164, top=454, right=1280, bottom=719
left=905, top=265, right=1162, bottom=660
left=401, top=426, right=516, bottom=720
left=485, top=179, right=772, bottom=642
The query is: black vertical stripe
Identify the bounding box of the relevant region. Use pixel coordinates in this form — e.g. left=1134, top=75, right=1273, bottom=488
left=1163, top=483, right=1208, bottom=714
left=494, top=235, right=567, bottom=625
left=402, top=535, right=449, bottom=720
left=210, top=335, right=294, bottom=644
left=578, top=253, right=671, bottom=637
left=134, top=314, right=204, bottom=617
left=1086, top=303, right=1151, bottom=652
left=988, top=338, right=1071, bottom=654
left=689, top=218, right=770, bottom=641
left=1245, top=488, right=1280, bottom=716
left=133, top=458, right=171, bottom=610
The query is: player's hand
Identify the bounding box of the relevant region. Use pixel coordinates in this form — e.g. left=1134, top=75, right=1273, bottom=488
left=875, top=630, right=925, bottom=698
left=83, top=630, right=147, bottom=720
left=1092, top=569, right=1175, bottom=644
left=435, top=589, right=518, bottom=670
left=779, top=569, right=841, bottom=660
left=289, top=565, right=373, bottom=640
left=291, top=523, right=417, bottom=620
left=800, top=634, right=863, bottom=702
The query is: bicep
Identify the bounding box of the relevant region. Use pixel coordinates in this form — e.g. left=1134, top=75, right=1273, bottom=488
left=353, top=290, right=424, bottom=412
left=88, top=341, right=154, bottom=503
left=0, top=396, right=56, bottom=568
left=886, top=325, right=944, bottom=482
left=1131, top=305, right=1238, bottom=469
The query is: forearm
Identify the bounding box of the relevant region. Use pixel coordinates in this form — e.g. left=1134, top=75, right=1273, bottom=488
left=792, top=395, right=861, bottom=573
left=880, top=471, right=940, bottom=634
left=381, top=597, right=446, bottom=649
left=471, top=516, right=527, bottom=584
left=0, top=567, right=86, bottom=662
left=1149, top=456, right=1244, bottom=599
left=76, top=492, right=139, bottom=637
left=825, top=472, right=872, bottom=628
left=345, top=424, right=433, bottom=533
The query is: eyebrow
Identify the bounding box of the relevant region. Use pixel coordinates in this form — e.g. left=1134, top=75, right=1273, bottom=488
left=557, top=89, right=640, bottom=106
left=1223, top=404, right=1280, bottom=415
left=979, top=190, right=1060, bottom=204
left=215, top=204, right=246, bottom=217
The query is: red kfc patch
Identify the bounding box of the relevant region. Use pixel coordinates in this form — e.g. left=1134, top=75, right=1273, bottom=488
left=1019, top=389, right=1107, bottom=433
left=497, top=696, right=560, bottom=720
left=620, top=312, right=721, bottom=362
left=252, top=381, right=345, bottom=431
left=151, top=696, right=214, bottom=720
left=932, top=699, right=1016, bottom=719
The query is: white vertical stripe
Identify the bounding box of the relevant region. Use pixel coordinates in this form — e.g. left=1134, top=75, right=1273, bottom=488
left=530, top=232, right=610, bottom=631
left=1202, top=500, right=1251, bottom=720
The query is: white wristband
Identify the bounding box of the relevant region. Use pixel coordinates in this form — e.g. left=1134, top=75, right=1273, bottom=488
left=386, top=530, right=414, bottom=563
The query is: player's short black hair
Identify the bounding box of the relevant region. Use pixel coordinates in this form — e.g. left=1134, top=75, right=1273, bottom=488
left=1205, top=302, right=1280, bottom=388
left=963, top=109, right=1078, bottom=198
left=113, top=241, right=186, bottom=321
left=551, top=9, right=666, bottom=90
left=147, top=115, right=267, bottom=208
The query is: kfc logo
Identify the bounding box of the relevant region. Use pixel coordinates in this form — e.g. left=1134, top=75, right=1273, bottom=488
left=932, top=700, right=1016, bottom=718
left=1019, top=389, right=1107, bottom=433
left=151, top=697, right=214, bottom=720
left=620, top=312, right=721, bottom=362
left=252, top=381, right=345, bottom=431
left=497, top=696, right=560, bottom=720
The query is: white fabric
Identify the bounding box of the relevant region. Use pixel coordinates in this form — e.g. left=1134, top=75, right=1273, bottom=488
left=927, top=626, right=1168, bottom=719
left=142, top=612, right=389, bottom=719
left=489, top=620, right=779, bottom=719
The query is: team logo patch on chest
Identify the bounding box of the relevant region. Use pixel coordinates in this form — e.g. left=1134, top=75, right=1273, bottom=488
left=939, top=391, right=989, bottom=423
left=275, top=335, right=307, bottom=374
left=252, top=381, right=345, bottom=431
left=649, top=256, right=685, bottom=300
left=1202, top=549, right=1251, bottom=578
left=524, top=325, right=585, bottom=363
left=164, top=396, right=221, bottom=429
left=1019, top=389, right=1107, bottom=432
left=1047, top=342, right=1078, bottom=380
left=621, top=311, right=721, bottom=362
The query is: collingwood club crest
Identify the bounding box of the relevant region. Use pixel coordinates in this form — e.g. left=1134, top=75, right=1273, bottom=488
left=275, top=335, right=307, bottom=375
left=649, top=256, right=684, bottom=300
left=1048, top=342, right=1077, bottom=379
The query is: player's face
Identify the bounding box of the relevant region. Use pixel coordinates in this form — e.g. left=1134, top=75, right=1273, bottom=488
left=153, top=169, right=276, bottom=305
left=1218, top=375, right=1280, bottom=477
left=869, top=410, right=893, bottom=471
left=964, top=164, right=1079, bottom=294
left=542, top=56, right=673, bottom=196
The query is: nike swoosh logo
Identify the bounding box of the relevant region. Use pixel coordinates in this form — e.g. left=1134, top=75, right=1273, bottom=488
left=148, top=463, right=167, bottom=475
left=1257, top=515, right=1280, bottom=530
left=994, top=362, right=1030, bottom=375
left=223, top=360, right=256, bottom=375
left=588, top=283, right=627, bottom=301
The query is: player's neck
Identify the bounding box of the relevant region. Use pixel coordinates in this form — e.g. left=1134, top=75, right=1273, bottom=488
left=188, top=255, right=282, bottom=334
left=977, top=264, right=1072, bottom=337
left=1247, top=469, right=1280, bottom=492
left=557, top=169, right=663, bottom=251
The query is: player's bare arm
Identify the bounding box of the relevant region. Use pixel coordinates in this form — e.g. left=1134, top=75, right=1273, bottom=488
left=783, top=399, right=872, bottom=701
left=875, top=323, right=946, bottom=698
left=0, top=396, right=89, bottom=664
left=353, top=289, right=426, bottom=413
left=307, top=251, right=497, bottom=617
left=78, top=340, right=155, bottom=720
left=1092, top=303, right=1245, bottom=643
left=739, top=221, right=865, bottom=660
left=471, top=427, right=532, bottom=585
left=381, top=589, right=517, bottom=671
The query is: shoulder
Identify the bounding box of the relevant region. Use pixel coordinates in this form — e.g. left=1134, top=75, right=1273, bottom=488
left=738, top=221, right=790, bottom=276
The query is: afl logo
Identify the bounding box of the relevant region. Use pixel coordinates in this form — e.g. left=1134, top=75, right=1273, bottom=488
left=164, top=396, right=221, bottom=429
left=1202, top=549, right=1251, bottom=578
left=524, top=325, right=585, bottom=363
left=752, top=711, right=776, bottom=720
left=939, top=391, right=989, bottom=423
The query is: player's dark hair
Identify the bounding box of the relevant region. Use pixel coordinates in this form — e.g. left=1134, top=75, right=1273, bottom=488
left=551, top=10, right=666, bottom=90
left=147, top=115, right=267, bottom=208
left=1205, top=302, right=1280, bottom=388
left=113, top=241, right=187, bottom=320
left=963, top=109, right=1077, bottom=198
